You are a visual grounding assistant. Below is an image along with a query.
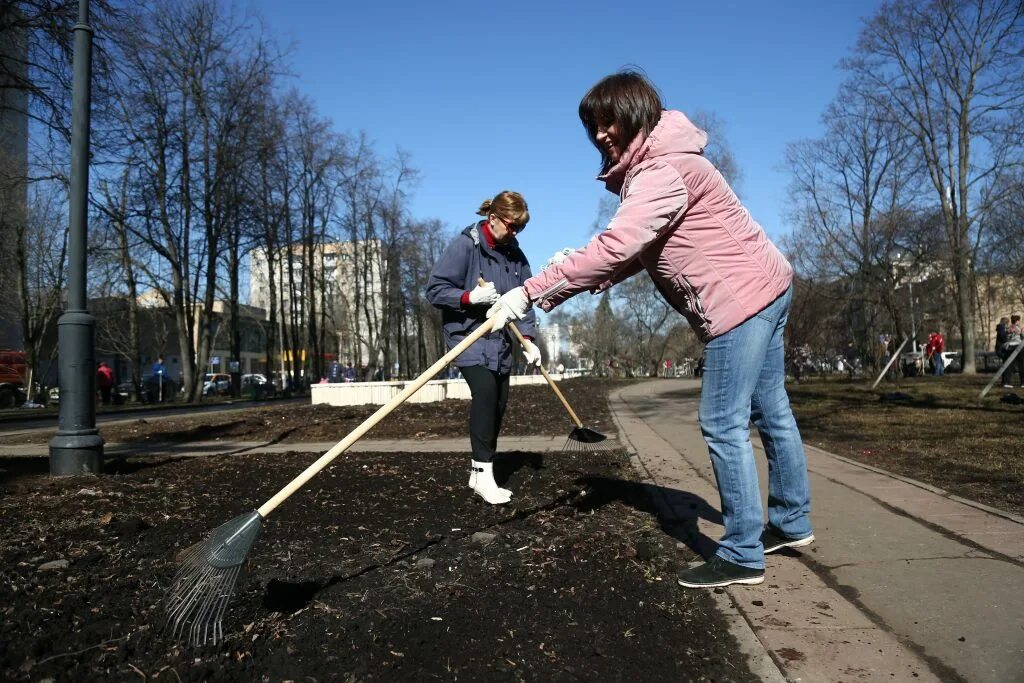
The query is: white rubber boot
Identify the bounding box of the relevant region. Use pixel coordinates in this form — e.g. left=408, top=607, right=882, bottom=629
left=470, top=460, right=512, bottom=504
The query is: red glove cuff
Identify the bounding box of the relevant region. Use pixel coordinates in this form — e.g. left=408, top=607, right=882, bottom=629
left=460, top=291, right=471, bottom=307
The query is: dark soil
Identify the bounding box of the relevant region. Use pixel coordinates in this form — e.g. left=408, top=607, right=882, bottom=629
left=0, top=446, right=757, bottom=681
left=8, top=378, right=633, bottom=446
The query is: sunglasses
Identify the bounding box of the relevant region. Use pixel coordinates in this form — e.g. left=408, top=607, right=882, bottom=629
left=494, top=214, right=525, bottom=234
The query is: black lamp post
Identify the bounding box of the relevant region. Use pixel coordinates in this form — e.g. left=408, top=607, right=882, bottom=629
left=49, top=0, right=103, bottom=474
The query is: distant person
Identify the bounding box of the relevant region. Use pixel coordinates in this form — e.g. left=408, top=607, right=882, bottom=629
left=96, top=362, right=114, bottom=405
left=1004, top=315, right=1023, bottom=388
left=426, top=190, right=540, bottom=505
left=843, top=342, right=857, bottom=379
left=151, top=355, right=167, bottom=401
left=996, top=316, right=1010, bottom=387
left=328, top=361, right=342, bottom=383
left=343, top=362, right=356, bottom=383
left=925, top=332, right=945, bottom=376
left=484, top=72, right=813, bottom=588
left=878, top=333, right=891, bottom=367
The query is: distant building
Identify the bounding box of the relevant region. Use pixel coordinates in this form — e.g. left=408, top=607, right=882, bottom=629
left=0, top=10, right=29, bottom=348
left=248, top=241, right=386, bottom=367
left=538, top=322, right=562, bottom=363
left=83, top=298, right=269, bottom=385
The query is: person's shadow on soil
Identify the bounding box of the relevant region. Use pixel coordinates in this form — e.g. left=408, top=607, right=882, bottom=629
left=572, top=475, right=722, bottom=560
left=492, top=451, right=545, bottom=484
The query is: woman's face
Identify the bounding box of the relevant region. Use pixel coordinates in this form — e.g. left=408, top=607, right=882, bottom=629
left=488, top=214, right=522, bottom=244
left=595, top=121, right=623, bottom=163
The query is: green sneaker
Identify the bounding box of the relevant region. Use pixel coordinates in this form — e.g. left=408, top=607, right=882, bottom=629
left=677, top=556, right=764, bottom=588
left=761, top=525, right=815, bottom=554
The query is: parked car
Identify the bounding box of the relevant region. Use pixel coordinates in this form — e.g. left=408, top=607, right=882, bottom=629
left=241, top=373, right=268, bottom=388
left=203, top=373, right=232, bottom=396
left=116, top=380, right=134, bottom=401
left=242, top=373, right=274, bottom=399
left=0, top=383, right=27, bottom=409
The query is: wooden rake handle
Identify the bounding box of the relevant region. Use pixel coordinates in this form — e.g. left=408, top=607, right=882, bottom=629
left=507, top=321, right=584, bottom=429
left=476, top=277, right=584, bottom=429
left=257, top=315, right=500, bottom=518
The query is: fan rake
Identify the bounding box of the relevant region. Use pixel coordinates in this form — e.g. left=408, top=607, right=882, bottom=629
left=506, top=321, right=612, bottom=453
left=164, top=317, right=501, bottom=646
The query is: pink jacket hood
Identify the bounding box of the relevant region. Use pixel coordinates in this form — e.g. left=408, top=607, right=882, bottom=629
left=599, top=111, right=709, bottom=194
left=523, top=109, right=793, bottom=342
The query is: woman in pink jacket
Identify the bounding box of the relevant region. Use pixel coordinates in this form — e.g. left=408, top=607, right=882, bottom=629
left=488, top=71, right=813, bottom=588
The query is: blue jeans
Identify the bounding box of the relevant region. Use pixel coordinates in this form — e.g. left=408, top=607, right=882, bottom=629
left=699, top=286, right=812, bottom=569
left=933, top=354, right=944, bottom=376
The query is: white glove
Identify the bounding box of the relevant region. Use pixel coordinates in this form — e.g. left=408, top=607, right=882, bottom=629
left=467, top=280, right=499, bottom=305
left=521, top=338, right=542, bottom=366
left=544, top=247, right=576, bottom=271
left=487, top=286, right=530, bottom=329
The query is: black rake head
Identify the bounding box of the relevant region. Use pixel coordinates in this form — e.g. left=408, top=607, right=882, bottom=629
left=563, top=426, right=612, bottom=452
left=165, top=510, right=263, bottom=646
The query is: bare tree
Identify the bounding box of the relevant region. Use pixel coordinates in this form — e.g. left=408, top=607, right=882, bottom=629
left=91, top=167, right=145, bottom=398
left=785, top=82, right=921, bottom=362
left=15, top=182, right=67, bottom=398
left=843, top=0, right=1024, bottom=372
left=108, top=0, right=277, bottom=401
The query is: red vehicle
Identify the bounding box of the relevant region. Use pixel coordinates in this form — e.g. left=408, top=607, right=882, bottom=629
left=0, top=350, right=27, bottom=409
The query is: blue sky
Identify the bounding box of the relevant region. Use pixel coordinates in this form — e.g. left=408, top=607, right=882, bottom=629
left=249, top=0, right=883, bottom=268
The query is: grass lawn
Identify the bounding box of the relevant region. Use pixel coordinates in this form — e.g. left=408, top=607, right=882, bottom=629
left=787, top=374, right=1024, bottom=517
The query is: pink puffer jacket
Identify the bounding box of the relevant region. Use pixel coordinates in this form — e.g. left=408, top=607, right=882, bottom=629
left=523, top=110, right=793, bottom=342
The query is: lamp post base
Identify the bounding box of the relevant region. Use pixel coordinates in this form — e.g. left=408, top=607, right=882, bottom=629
left=49, top=433, right=104, bottom=475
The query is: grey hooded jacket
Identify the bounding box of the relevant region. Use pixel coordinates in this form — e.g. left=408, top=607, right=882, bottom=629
left=425, top=221, right=537, bottom=373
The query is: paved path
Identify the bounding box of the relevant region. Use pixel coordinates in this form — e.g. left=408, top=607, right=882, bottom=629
left=611, top=379, right=1024, bottom=683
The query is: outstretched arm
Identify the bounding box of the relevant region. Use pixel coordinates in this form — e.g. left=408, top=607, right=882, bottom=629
left=522, top=161, right=688, bottom=311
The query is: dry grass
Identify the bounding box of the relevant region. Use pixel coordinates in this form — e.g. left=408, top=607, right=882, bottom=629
left=788, top=374, right=1024, bottom=516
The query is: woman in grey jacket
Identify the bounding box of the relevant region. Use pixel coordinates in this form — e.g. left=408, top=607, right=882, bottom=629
left=425, top=191, right=540, bottom=504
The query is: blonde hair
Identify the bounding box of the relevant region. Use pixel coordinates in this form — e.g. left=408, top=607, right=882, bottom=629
left=476, top=190, right=530, bottom=227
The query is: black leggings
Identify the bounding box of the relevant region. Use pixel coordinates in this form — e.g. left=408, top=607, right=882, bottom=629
left=461, top=365, right=510, bottom=463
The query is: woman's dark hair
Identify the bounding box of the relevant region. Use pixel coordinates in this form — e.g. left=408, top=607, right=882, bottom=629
left=579, top=70, right=663, bottom=171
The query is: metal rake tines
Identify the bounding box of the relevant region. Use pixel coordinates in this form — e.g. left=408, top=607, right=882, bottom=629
left=562, top=426, right=611, bottom=452
left=166, top=560, right=243, bottom=645
left=563, top=437, right=615, bottom=453
left=165, top=511, right=263, bottom=647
